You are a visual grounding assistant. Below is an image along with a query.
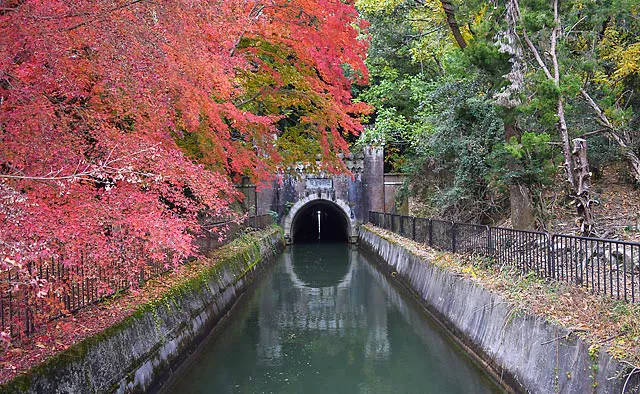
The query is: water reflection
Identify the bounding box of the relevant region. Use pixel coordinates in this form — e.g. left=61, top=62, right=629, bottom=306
left=167, top=245, right=502, bottom=394
left=262, top=244, right=389, bottom=363
left=288, top=244, right=352, bottom=289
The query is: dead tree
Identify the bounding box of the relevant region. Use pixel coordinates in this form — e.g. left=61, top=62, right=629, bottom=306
left=571, top=139, right=595, bottom=235
left=518, top=0, right=596, bottom=235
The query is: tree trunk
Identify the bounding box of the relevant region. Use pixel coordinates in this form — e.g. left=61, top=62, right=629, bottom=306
left=496, top=0, right=535, bottom=229
left=622, top=148, right=640, bottom=185
left=557, top=96, right=576, bottom=187
left=505, top=122, right=536, bottom=229
left=572, top=139, right=595, bottom=235
left=440, top=0, right=467, bottom=49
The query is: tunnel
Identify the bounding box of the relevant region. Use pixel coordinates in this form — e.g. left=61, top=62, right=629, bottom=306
left=290, top=200, right=350, bottom=243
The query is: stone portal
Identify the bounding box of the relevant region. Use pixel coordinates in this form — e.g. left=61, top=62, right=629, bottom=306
left=238, top=146, right=406, bottom=243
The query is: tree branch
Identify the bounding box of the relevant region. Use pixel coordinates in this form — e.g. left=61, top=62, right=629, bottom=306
left=521, top=29, right=553, bottom=80
left=578, top=129, right=608, bottom=138
left=66, top=0, right=147, bottom=31
left=0, top=145, right=161, bottom=185
left=580, top=88, right=614, bottom=129
left=230, top=2, right=265, bottom=57
left=550, top=0, right=560, bottom=83
left=580, top=88, right=640, bottom=184
left=440, top=0, right=467, bottom=49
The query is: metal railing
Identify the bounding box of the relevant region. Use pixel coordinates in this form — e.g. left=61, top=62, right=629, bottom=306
left=1, top=214, right=275, bottom=337
left=369, top=211, right=640, bottom=303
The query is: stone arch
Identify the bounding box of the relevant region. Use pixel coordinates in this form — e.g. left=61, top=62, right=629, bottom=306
left=283, top=195, right=357, bottom=243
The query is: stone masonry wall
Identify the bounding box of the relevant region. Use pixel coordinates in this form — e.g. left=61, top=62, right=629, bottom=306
left=1, top=228, right=285, bottom=394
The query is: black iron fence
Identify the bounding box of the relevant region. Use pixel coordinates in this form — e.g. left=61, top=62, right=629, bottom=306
left=369, top=211, right=640, bottom=303
left=1, top=214, right=275, bottom=337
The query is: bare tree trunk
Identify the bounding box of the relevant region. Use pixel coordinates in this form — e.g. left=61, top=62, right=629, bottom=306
left=519, top=0, right=595, bottom=234
left=510, top=183, right=536, bottom=228
left=440, top=0, right=467, bottom=49
left=556, top=97, right=577, bottom=186
left=572, top=139, right=595, bottom=235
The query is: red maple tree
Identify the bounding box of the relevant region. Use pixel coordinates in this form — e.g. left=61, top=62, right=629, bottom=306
left=0, top=0, right=368, bottom=342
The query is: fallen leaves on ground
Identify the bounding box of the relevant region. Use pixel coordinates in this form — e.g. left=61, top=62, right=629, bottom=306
left=367, top=225, right=640, bottom=366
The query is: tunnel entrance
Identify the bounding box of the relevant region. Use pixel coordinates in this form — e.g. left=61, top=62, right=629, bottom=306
left=291, top=200, right=350, bottom=243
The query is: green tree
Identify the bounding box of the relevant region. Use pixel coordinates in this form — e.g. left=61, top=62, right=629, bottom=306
left=358, top=0, right=640, bottom=233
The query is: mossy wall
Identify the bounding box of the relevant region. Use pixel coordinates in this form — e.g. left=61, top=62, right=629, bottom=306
left=359, top=225, right=640, bottom=394
left=1, top=227, right=285, bottom=394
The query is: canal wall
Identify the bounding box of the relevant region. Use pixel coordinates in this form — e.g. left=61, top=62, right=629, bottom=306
left=359, top=225, right=640, bottom=394
left=1, top=227, right=285, bottom=394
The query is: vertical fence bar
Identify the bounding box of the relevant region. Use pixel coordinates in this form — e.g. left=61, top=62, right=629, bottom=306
left=451, top=222, right=457, bottom=253
left=487, top=227, right=493, bottom=257
left=1, top=292, right=4, bottom=336
left=412, top=217, right=416, bottom=241
left=545, top=234, right=552, bottom=279
left=632, top=245, right=636, bottom=303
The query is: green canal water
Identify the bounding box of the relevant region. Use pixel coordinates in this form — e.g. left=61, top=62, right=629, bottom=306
left=166, top=243, right=503, bottom=394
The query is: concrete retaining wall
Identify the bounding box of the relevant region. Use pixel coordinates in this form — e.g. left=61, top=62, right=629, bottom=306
left=359, top=226, right=639, bottom=394
left=2, top=228, right=285, bottom=394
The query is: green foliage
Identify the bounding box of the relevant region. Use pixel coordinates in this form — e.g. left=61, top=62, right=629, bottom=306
left=586, top=136, right=623, bottom=178
left=463, top=41, right=512, bottom=81
left=492, top=132, right=556, bottom=188
left=358, top=0, right=640, bottom=221
left=406, top=78, right=508, bottom=221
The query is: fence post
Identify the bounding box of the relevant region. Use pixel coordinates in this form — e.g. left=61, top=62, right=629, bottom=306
left=400, top=215, right=404, bottom=236
left=548, top=234, right=555, bottom=280
left=487, top=226, right=494, bottom=256
left=412, top=217, right=416, bottom=241
left=452, top=222, right=457, bottom=253
left=428, top=219, right=433, bottom=247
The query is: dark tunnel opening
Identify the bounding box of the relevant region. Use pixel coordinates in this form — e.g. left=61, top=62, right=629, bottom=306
left=291, top=201, right=349, bottom=243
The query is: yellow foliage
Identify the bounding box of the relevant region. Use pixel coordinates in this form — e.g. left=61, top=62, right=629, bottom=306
left=598, top=26, right=640, bottom=87
left=460, top=265, right=478, bottom=278
left=355, top=0, right=404, bottom=13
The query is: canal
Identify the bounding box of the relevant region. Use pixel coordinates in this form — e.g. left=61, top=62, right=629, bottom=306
left=165, top=243, right=503, bottom=393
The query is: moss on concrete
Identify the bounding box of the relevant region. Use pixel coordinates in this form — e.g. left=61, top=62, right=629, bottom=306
left=0, top=227, right=284, bottom=394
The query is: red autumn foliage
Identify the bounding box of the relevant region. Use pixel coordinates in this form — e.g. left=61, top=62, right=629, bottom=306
left=0, top=0, right=368, bottom=343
